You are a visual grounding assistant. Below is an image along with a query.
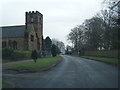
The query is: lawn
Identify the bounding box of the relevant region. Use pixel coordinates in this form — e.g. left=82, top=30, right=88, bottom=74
left=6, top=56, right=62, bottom=71
left=80, top=56, right=119, bottom=65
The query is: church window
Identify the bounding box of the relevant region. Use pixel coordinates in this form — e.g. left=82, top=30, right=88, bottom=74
left=13, top=41, right=17, bottom=49
left=8, top=40, right=12, bottom=48
left=31, top=35, right=34, bottom=41
left=36, top=33, right=38, bottom=38
left=31, top=18, right=33, bottom=23
left=2, top=41, right=7, bottom=48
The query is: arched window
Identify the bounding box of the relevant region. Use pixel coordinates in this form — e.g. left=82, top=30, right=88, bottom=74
left=8, top=40, right=12, bottom=48
left=31, top=35, right=34, bottom=42
left=13, top=41, right=17, bottom=49
left=2, top=41, right=7, bottom=48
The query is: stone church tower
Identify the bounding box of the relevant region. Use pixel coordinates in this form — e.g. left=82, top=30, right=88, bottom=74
left=24, top=11, right=43, bottom=54
left=2, top=11, right=43, bottom=56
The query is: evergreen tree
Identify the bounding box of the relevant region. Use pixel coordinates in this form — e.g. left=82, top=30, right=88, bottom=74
left=31, top=50, right=38, bottom=63
left=45, top=36, right=52, bottom=55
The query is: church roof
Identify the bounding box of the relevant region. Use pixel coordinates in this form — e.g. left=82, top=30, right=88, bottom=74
left=1, top=25, right=26, bottom=38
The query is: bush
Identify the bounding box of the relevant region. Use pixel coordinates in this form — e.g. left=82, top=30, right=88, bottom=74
left=31, top=50, right=38, bottom=63
left=12, top=52, right=31, bottom=60
left=2, top=48, right=32, bottom=61
left=2, top=48, right=14, bottom=60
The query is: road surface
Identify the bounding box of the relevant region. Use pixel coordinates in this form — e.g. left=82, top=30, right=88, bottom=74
left=3, top=55, right=118, bottom=88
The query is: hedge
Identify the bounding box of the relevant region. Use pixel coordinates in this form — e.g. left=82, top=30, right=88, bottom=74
left=2, top=48, right=32, bottom=61
left=84, top=50, right=119, bottom=58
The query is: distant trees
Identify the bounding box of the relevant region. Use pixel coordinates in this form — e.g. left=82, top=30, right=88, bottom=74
left=67, top=0, right=120, bottom=55
left=51, top=43, right=61, bottom=57
left=44, top=37, right=65, bottom=57
left=52, top=39, right=65, bottom=54
left=51, top=44, right=58, bottom=57
left=65, top=45, right=72, bottom=55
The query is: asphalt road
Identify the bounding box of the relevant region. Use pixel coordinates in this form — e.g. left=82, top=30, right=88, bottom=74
left=3, top=55, right=118, bottom=88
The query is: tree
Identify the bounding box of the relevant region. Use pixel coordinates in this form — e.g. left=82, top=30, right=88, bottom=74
left=52, top=39, right=65, bottom=53
left=83, top=17, right=105, bottom=50
left=44, top=36, right=52, bottom=55
left=101, top=0, right=120, bottom=50
left=31, top=50, right=38, bottom=63
left=67, top=0, right=120, bottom=54
left=67, top=16, right=105, bottom=52
left=67, top=26, right=84, bottom=52
left=65, top=45, right=72, bottom=55
left=51, top=44, right=57, bottom=57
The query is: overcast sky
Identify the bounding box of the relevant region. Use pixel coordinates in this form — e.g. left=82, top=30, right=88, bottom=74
left=0, top=0, right=104, bottom=46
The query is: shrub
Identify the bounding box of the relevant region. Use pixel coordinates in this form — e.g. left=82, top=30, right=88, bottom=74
left=2, top=48, right=14, bottom=59
left=31, top=50, right=38, bottom=63
left=2, top=48, right=32, bottom=61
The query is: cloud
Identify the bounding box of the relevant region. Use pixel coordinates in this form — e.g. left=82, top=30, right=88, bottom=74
left=1, top=0, right=102, bottom=3
left=0, top=0, right=103, bottom=45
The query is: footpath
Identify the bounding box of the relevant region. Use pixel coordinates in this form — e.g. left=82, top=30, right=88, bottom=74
left=2, top=59, right=33, bottom=69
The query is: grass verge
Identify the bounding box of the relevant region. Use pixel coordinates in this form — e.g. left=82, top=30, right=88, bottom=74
left=5, top=56, right=62, bottom=72
left=80, top=56, right=120, bottom=65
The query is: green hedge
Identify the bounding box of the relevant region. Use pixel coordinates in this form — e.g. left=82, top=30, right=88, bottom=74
left=2, top=48, right=32, bottom=61
left=85, top=50, right=119, bottom=58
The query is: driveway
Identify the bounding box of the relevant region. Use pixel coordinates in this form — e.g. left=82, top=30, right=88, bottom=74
left=3, top=55, right=118, bottom=88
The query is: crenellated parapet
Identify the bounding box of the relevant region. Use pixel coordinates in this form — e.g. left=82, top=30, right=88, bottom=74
left=25, top=11, right=43, bottom=25
left=25, top=11, right=43, bottom=17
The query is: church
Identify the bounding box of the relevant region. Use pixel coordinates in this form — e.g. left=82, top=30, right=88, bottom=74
left=2, top=11, right=44, bottom=55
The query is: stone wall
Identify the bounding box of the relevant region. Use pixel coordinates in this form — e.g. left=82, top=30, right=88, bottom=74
left=2, top=37, right=25, bottom=50
left=27, top=27, right=38, bottom=51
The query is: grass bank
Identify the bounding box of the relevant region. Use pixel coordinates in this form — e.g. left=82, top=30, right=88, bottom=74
left=5, top=56, right=62, bottom=72
left=84, top=50, right=119, bottom=58
left=80, top=56, right=119, bottom=65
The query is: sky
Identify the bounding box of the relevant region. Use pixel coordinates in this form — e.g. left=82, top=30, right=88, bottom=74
left=0, top=0, right=104, bottom=46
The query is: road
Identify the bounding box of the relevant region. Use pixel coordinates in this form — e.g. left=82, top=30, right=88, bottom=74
left=3, top=55, right=118, bottom=88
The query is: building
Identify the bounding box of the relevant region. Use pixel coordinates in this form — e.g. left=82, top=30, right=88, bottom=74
left=1, top=11, right=43, bottom=55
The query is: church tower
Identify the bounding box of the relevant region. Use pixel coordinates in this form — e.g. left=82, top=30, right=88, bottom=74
left=25, top=11, right=43, bottom=56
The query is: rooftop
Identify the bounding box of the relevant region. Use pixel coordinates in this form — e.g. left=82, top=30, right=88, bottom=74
left=1, top=25, right=26, bottom=38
